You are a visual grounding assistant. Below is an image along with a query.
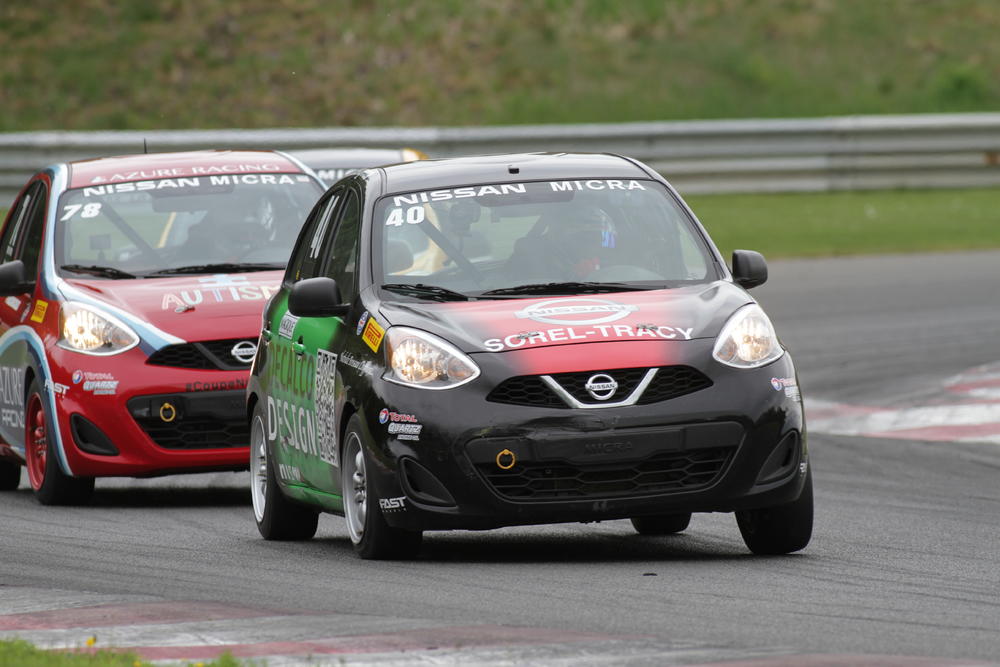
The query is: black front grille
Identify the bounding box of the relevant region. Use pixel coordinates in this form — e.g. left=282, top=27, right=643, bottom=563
left=549, top=367, right=649, bottom=405
left=133, top=416, right=249, bottom=450
left=476, top=447, right=733, bottom=501
left=636, top=366, right=713, bottom=404
left=147, top=338, right=255, bottom=370
left=487, top=376, right=566, bottom=409
left=487, top=366, right=712, bottom=408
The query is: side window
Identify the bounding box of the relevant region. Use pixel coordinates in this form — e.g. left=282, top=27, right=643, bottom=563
left=18, top=183, right=49, bottom=280
left=284, top=189, right=341, bottom=283
left=323, top=191, right=361, bottom=303
left=0, top=183, right=40, bottom=264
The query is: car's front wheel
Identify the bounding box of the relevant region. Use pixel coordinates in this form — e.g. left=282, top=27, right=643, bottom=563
left=342, top=414, right=422, bottom=560
left=630, top=512, right=692, bottom=535
left=0, top=459, right=20, bottom=491
left=250, top=400, right=318, bottom=540
left=736, top=469, right=813, bottom=555
left=24, top=379, right=94, bottom=505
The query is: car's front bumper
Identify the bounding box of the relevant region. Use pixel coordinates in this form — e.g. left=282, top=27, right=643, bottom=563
left=361, top=342, right=808, bottom=531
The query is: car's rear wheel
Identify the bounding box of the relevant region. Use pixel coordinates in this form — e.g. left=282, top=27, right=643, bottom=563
left=736, top=469, right=813, bottom=555
left=24, top=379, right=94, bottom=506
left=630, top=512, right=692, bottom=535
left=0, top=459, right=20, bottom=490
left=342, top=414, right=422, bottom=560
left=250, top=401, right=318, bottom=540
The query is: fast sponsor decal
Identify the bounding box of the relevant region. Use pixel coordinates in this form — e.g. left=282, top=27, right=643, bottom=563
left=356, top=311, right=370, bottom=336
left=278, top=312, right=299, bottom=339
left=44, top=379, right=69, bottom=397
left=160, top=274, right=279, bottom=310
left=362, top=317, right=385, bottom=353
left=515, top=298, right=638, bottom=325
left=379, top=496, right=406, bottom=512
left=0, top=366, right=26, bottom=429
left=483, top=323, right=694, bottom=352
left=29, top=300, right=48, bottom=323
left=314, top=350, right=339, bottom=466
left=185, top=378, right=247, bottom=392
left=378, top=408, right=389, bottom=424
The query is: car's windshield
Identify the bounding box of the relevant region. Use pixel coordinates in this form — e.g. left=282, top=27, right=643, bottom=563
left=374, top=179, right=719, bottom=297
left=55, top=173, right=324, bottom=277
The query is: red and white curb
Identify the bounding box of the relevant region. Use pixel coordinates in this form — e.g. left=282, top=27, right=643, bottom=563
left=807, top=363, right=1000, bottom=444
left=4, top=587, right=985, bottom=666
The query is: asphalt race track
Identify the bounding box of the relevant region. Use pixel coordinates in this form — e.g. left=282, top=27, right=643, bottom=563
left=2, top=250, right=1000, bottom=665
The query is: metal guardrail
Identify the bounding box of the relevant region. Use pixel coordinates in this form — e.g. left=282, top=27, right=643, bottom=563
left=2, top=113, right=1000, bottom=202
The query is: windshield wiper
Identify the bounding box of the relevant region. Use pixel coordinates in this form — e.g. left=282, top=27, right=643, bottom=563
left=149, top=262, right=285, bottom=276
left=479, top=281, right=653, bottom=296
left=381, top=283, right=473, bottom=302
left=60, top=264, right=139, bottom=279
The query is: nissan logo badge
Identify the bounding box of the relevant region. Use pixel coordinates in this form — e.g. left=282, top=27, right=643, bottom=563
left=584, top=373, right=618, bottom=401
left=231, top=340, right=258, bottom=364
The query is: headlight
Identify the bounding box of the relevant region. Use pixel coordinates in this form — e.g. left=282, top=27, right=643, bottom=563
left=58, top=302, right=139, bottom=355
left=712, top=304, right=783, bottom=368
left=383, top=327, right=480, bottom=389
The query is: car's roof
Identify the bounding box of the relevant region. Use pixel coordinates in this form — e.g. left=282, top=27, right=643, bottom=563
left=289, top=147, right=426, bottom=170
left=66, top=149, right=308, bottom=189
left=377, top=152, right=652, bottom=194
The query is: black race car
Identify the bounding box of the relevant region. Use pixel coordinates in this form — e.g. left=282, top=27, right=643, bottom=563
left=247, top=152, right=812, bottom=559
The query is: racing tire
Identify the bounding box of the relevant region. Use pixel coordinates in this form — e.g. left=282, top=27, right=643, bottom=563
left=736, top=469, right=813, bottom=555
left=24, top=379, right=94, bottom=506
left=250, top=401, right=319, bottom=541
left=342, top=414, right=422, bottom=560
left=0, top=459, right=20, bottom=491
left=630, top=513, right=692, bottom=535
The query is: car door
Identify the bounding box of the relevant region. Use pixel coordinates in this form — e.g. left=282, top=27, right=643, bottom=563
left=262, top=186, right=343, bottom=491
left=293, top=185, right=363, bottom=498
left=0, top=179, right=49, bottom=452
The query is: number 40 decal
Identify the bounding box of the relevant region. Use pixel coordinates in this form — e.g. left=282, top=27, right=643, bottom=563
left=61, top=203, right=102, bottom=221
left=385, top=206, right=425, bottom=227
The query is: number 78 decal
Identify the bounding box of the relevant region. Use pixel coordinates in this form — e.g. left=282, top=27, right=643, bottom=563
left=61, top=203, right=103, bottom=221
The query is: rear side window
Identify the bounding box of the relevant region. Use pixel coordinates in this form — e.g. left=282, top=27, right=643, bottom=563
left=1, top=182, right=43, bottom=264
left=287, top=190, right=341, bottom=283
left=323, top=191, right=361, bottom=303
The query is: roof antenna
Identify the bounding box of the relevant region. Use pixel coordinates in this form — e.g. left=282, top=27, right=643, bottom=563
left=143, top=138, right=148, bottom=154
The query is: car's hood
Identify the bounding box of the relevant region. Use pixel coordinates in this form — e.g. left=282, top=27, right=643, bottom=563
left=377, top=282, right=754, bottom=354
left=57, top=271, right=282, bottom=344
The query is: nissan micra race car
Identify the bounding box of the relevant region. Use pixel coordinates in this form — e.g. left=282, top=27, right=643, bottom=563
left=0, top=150, right=325, bottom=504
left=247, top=152, right=812, bottom=559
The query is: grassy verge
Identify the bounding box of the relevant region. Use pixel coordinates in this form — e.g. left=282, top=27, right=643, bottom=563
left=687, top=188, right=1000, bottom=260
left=2, top=0, right=1000, bottom=130
left=0, top=638, right=242, bottom=666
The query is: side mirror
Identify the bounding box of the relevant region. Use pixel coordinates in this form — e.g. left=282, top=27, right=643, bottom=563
left=731, top=249, right=767, bottom=289
left=0, top=261, right=30, bottom=297
left=288, top=277, right=349, bottom=317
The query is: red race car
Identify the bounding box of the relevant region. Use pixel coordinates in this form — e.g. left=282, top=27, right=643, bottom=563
left=0, top=150, right=325, bottom=504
